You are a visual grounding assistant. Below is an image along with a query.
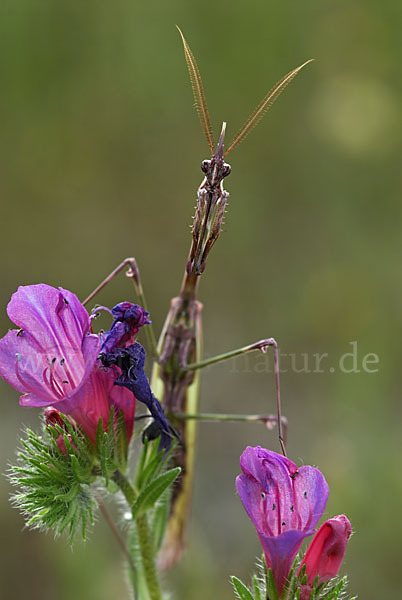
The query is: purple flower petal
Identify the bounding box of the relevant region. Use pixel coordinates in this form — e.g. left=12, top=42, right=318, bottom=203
left=0, top=329, right=46, bottom=396
left=258, top=529, right=309, bottom=593
left=236, top=446, right=329, bottom=595
left=0, top=284, right=151, bottom=445
left=7, top=284, right=90, bottom=356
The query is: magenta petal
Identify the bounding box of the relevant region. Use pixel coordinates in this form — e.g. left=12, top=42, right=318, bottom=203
left=240, top=445, right=298, bottom=484
left=1, top=283, right=142, bottom=446
left=94, top=365, right=136, bottom=441
left=236, top=472, right=270, bottom=534
left=69, top=332, right=100, bottom=394
left=0, top=328, right=60, bottom=404
left=0, top=329, right=38, bottom=394
left=54, top=358, right=136, bottom=444
left=58, top=287, right=92, bottom=338
left=109, top=380, right=136, bottom=441
left=18, top=333, right=99, bottom=408
left=58, top=371, right=110, bottom=442
left=294, top=465, right=330, bottom=531
left=300, top=515, right=352, bottom=585
left=7, top=284, right=89, bottom=358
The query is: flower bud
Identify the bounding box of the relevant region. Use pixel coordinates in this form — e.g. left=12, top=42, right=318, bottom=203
left=44, top=407, right=73, bottom=456
left=299, top=514, right=352, bottom=586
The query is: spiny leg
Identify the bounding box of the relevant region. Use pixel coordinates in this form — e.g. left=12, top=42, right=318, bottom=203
left=82, top=257, right=159, bottom=360
left=183, top=337, right=287, bottom=456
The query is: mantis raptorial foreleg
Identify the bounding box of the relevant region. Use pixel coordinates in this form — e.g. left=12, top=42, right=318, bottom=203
left=82, top=257, right=159, bottom=360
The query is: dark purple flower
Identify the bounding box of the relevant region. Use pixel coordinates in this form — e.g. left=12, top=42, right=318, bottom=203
left=99, top=302, right=151, bottom=353
left=236, top=446, right=329, bottom=595
left=299, top=515, right=352, bottom=591
left=0, top=284, right=149, bottom=444
left=100, top=342, right=172, bottom=451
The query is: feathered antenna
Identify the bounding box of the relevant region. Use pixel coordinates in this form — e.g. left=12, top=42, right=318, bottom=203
left=224, top=59, right=314, bottom=157
left=177, top=26, right=215, bottom=155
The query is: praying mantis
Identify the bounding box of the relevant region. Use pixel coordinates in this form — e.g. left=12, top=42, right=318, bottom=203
left=82, top=28, right=312, bottom=569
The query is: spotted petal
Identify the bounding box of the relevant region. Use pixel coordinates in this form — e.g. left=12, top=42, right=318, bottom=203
left=236, top=446, right=329, bottom=594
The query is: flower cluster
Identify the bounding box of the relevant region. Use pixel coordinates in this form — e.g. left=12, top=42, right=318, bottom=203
left=0, top=285, right=354, bottom=599
left=0, top=284, right=169, bottom=448
left=236, top=446, right=352, bottom=597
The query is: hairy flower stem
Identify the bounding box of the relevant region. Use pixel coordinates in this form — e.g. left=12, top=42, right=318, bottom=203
left=135, top=513, right=162, bottom=600
left=112, top=470, right=162, bottom=600
left=112, top=469, right=137, bottom=504
left=96, top=495, right=138, bottom=580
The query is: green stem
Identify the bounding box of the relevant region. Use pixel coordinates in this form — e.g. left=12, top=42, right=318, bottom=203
left=112, top=470, right=162, bottom=600
left=112, top=469, right=137, bottom=505
left=135, top=513, right=162, bottom=600
left=96, top=494, right=137, bottom=576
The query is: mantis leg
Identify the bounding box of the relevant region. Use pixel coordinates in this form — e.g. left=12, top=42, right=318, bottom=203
left=175, top=412, right=288, bottom=446
left=184, top=337, right=286, bottom=456
left=82, top=257, right=159, bottom=360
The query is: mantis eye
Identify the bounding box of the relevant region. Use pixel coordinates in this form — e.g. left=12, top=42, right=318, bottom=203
left=201, top=160, right=210, bottom=173
left=222, top=163, right=231, bottom=178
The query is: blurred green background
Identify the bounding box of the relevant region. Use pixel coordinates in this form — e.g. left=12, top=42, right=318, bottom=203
left=1, top=1, right=401, bottom=598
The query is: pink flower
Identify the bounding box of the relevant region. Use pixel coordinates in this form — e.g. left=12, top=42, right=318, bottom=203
left=0, top=284, right=142, bottom=443
left=299, top=515, right=352, bottom=588
left=236, top=447, right=329, bottom=595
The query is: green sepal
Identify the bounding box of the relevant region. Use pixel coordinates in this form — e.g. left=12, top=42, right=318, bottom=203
left=54, top=481, right=80, bottom=503
left=131, top=467, right=181, bottom=520
left=99, top=431, right=112, bottom=481
left=150, top=488, right=171, bottom=552
left=95, top=417, right=104, bottom=460
left=114, top=409, right=128, bottom=469
left=94, top=408, right=130, bottom=478
left=135, top=436, right=150, bottom=486
left=235, top=553, right=356, bottom=600
left=231, top=576, right=254, bottom=600
left=252, top=575, right=262, bottom=600
left=299, top=564, right=307, bottom=586
left=281, top=555, right=300, bottom=600
left=70, top=454, right=94, bottom=483
left=135, top=436, right=163, bottom=490
left=9, top=425, right=97, bottom=543
left=266, top=568, right=280, bottom=600
left=318, top=576, right=348, bottom=600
